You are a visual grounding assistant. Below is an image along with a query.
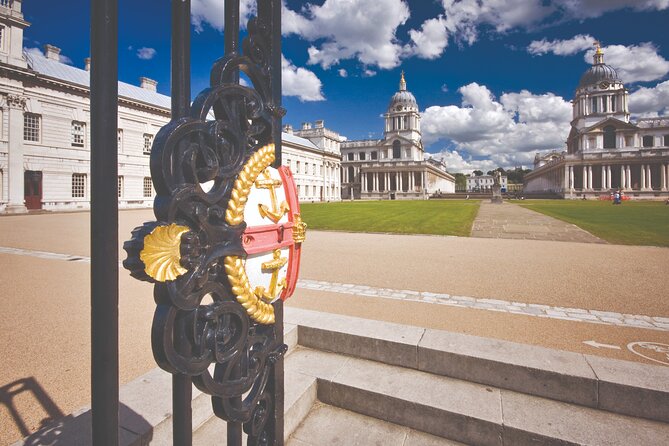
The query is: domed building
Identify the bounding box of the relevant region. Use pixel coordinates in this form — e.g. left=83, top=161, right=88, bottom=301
left=525, top=43, right=669, bottom=198
left=340, top=72, right=455, bottom=199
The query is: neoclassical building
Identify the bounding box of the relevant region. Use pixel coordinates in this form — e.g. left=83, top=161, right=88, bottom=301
left=525, top=44, right=669, bottom=198
left=0, top=0, right=339, bottom=213
left=340, top=73, right=455, bottom=199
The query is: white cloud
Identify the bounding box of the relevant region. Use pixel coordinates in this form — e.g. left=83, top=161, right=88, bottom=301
left=426, top=150, right=497, bottom=174
left=528, top=34, right=595, bottom=56
left=24, top=46, right=72, bottom=65
left=441, top=84, right=449, bottom=93
left=191, top=0, right=255, bottom=32
left=283, top=0, right=410, bottom=69
left=440, top=0, right=554, bottom=45
left=554, top=0, right=669, bottom=19
left=405, top=16, right=449, bottom=60
left=281, top=55, right=324, bottom=102
left=338, top=69, right=348, bottom=78
left=421, top=83, right=571, bottom=167
left=363, top=69, right=377, bottom=77
left=629, top=80, right=669, bottom=116
left=136, top=47, right=157, bottom=60
left=584, top=43, right=669, bottom=83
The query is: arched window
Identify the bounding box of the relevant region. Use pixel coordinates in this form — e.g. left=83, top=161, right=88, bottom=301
left=392, top=140, right=401, bottom=159
left=603, top=126, right=616, bottom=149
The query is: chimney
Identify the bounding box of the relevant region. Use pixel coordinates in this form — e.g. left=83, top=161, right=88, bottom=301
left=139, top=77, right=158, bottom=92
left=301, top=122, right=312, bottom=130
left=44, top=44, right=61, bottom=61
left=283, top=124, right=293, bottom=134
left=84, top=57, right=91, bottom=72
left=315, top=120, right=324, bottom=129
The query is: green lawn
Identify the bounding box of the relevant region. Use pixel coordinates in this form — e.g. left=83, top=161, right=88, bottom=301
left=516, top=200, right=669, bottom=247
left=299, top=200, right=480, bottom=237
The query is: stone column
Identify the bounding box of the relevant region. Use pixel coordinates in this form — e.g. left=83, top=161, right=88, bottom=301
left=662, top=163, right=667, bottom=191
left=588, top=165, right=593, bottom=190
left=640, top=164, right=646, bottom=191
left=569, top=166, right=574, bottom=190
left=582, top=166, right=587, bottom=190
left=647, top=164, right=653, bottom=190
left=620, top=165, right=625, bottom=189
left=410, top=171, right=415, bottom=191
left=601, top=165, right=606, bottom=190
left=6, top=94, right=28, bottom=213
left=626, top=165, right=631, bottom=190
left=607, top=165, right=612, bottom=189
left=398, top=171, right=403, bottom=192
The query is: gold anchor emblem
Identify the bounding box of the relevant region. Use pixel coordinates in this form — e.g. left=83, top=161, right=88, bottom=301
left=254, top=249, right=288, bottom=302
left=255, top=169, right=290, bottom=223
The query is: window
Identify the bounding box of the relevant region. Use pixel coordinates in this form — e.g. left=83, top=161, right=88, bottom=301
left=625, top=135, right=634, bottom=147
left=118, top=176, right=124, bottom=198
left=143, top=134, right=153, bottom=154
left=591, top=97, right=598, bottom=114
left=143, top=177, right=153, bottom=197
left=0, top=25, right=5, bottom=52
left=72, top=174, right=86, bottom=198
left=71, top=121, right=85, bottom=147
left=603, top=126, right=616, bottom=149
left=392, top=140, right=401, bottom=159
left=371, top=151, right=378, bottom=160
left=642, top=135, right=654, bottom=148
left=359, top=152, right=366, bottom=161
left=117, top=129, right=123, bottom=151
left=305, top=162, right=309, bottom=174
left=347, top=152, right=354, bottom=161
left=296, top=161, right=300, bottom=173
left=610, top=96, right=617, bottom=112
left=664, top=135, right=669, bottom=147
left=312, top=164, right=316, bottom=175
left=24, top=113, right=40, bottom=142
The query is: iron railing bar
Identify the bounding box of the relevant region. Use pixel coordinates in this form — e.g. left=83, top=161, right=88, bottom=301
left=170, top=1, right=193, bottom=445
left=258, top=0, right=282, bottom=168
left=90, top=0, right=119, bottom=444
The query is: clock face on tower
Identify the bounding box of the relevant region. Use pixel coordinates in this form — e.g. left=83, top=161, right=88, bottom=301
left=599, top=81, right=610, bottom=89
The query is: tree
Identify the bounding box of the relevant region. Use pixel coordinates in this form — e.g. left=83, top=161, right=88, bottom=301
left=473, top=170, right=483, bottom=176
left=453, top=173, right=467, bottom=190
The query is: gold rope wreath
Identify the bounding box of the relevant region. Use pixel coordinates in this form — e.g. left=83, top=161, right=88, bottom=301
left=224, top=144, right=277, bottom=324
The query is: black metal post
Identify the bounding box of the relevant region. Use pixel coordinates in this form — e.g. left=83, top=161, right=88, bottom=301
left=90, top=0, right=119, bottom=444
left=258, top=0, right=282, bottom=167
left=171, top=1, right=193, bottom=445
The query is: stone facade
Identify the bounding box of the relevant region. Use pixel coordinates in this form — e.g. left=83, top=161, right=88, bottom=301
left=340, top=73, right=455, bottom=200
left=0, top=1, right=338, bottom=213
left=525, top=45, right=669, bottom=199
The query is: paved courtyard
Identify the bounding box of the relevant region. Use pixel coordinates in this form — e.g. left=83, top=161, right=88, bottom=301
left=0, top=208, right=668, bottom=444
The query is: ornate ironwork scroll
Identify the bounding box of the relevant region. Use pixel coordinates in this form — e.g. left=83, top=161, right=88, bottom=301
left=123, top=1, right=292, bottom=444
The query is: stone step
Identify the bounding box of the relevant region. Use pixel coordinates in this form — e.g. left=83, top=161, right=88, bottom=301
left=288, top=346, right=669, bottom=446
left=288, top=402, right=466, bottom=446
left=285, top=307, right=669, bottom=423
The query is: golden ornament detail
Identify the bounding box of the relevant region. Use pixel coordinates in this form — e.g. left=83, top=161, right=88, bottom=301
left=224, top=143, right=277, bottom=324
left=292, top=214, right=307, bottom=244
left=140, top=223, right=191, bottom=282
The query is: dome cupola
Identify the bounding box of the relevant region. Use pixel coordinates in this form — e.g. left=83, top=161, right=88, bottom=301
left=578, top=41, right=620, bottom=89
left=388, top=71, right=418, bottom=112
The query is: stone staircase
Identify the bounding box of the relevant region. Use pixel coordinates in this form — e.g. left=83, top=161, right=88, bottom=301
left=14, top=308, right=669, bottom=445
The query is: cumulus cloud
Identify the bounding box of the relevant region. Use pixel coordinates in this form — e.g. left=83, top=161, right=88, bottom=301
left=284, top=0, right=410, bottom=69
left=426, top=150, right=498, bottom=174
left=338, top=69, right=348, bottom=78
left=281, top=55, right=324, bottom=102
left=528, top=34, right=595, bottom=56
left=554, top=0, right=669, bottom=19
left=629, top=80, right=669, bottom=116
left=405, top=16, right=449, bottom=60
left=421, top=83, right=571, bottom=167
left=191, top=0, right=255, bottom=32
left=136, top=47, right=157, bottom=60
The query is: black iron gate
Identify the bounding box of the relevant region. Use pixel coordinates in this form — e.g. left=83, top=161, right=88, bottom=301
left=90, top=1, right=285, bottom=444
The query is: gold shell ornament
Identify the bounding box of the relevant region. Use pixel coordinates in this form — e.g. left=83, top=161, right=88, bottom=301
left=140, top=223, right=191, bottom=282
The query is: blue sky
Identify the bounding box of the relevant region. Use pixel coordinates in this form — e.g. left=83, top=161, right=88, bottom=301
left=21, top=0, right=669, bottom=172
